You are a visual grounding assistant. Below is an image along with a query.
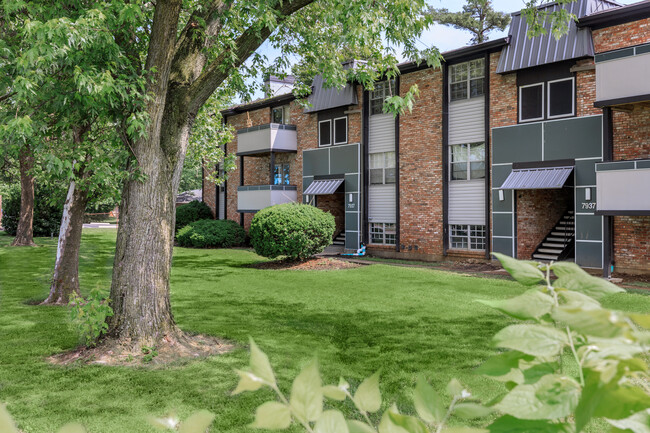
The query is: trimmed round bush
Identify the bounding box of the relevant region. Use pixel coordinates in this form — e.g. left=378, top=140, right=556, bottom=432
left=1, top=184, right=65, bottom=237
left=176, top=219, right=246, bottom=248
left=175, top=200, right=213, bottom=234
left=249, top=203, right=335, bottom=261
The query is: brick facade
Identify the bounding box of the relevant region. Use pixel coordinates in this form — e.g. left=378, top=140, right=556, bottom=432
left=397, top=68, right=444, bottom=258
left=592, top=17, right=650, bottom=52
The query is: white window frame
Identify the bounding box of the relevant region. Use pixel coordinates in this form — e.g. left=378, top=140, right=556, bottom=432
left=370, top=80, right=396, bottom=116
left=449, top=224, right=486, bottom=251
left=449, top=59, right=485, bottom=102
left=370, top=222, right=396, bottom=245
left=318, top=119, right=332, bottom=147
left=519, top=82, right=545, bottom=123
left=273, top=163, right=290, bottom=185
left=272, top=105, right=290, bottom=124
left=449, top=143, right=485, bottom=181
left=333, top=116, right=348, bottom=145
left=547, top=77, right=575, bottom=120
left=369, top=151, right=396, bottom=185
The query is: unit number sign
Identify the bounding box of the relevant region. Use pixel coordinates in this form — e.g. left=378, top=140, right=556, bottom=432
left=581, top=202, right=597, bottom=210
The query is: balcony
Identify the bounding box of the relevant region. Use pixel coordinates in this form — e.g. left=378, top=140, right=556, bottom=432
left=595, top=159, right=650, bottom=215
left=595, top=45, right=650, bottom=107
left=236, top=123, right=297, bottom=156
left=237, top=185, right=297, bottom=212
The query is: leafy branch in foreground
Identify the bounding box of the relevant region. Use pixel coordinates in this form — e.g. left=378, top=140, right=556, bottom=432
left=233, top=254, right=650, bottom=433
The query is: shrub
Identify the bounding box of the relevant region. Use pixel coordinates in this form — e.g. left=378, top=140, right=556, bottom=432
left=175, top=200, right=213, bottom=234
left=249, top=203, right=335, bottom=261
left=176, top=219, right=246, bottom=248
left=1, top=184, right=65, bottom=237
left=69, top=288, right=113, bottom=348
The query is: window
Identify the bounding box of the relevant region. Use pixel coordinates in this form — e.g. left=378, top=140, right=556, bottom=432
left=370, top=80, right=396, bottom=115
left=319, top=120, right=331, bottom=146
left=370, top=223, right=396, bottom=245
left=519, top=83, right=544, bottom=122
left=272, top=105, right=290, bottom=124
left=334, top=117, right=347, bottom=145
left=450, top=59, right=485, bottom=102
left=273, top=163, right=290, bottom=185
left=369, top=152, right=396, bottom=184
left=449, top=143, right=485, bottom=181
left=548, top=78, right=574, bottom=119
left=450, top=224, right=485, bottom=250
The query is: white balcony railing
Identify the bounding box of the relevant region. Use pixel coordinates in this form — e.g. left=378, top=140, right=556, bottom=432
left=236, top=123, right=297, bottom=155
left=237, top=185, right=297, bottom=212
left=596, top=47, right=650, bottom=105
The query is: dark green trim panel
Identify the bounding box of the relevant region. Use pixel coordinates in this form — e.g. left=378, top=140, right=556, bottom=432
left=576, top=241, right=603, bottom=269
left=575, top=214, right=603, bottom=241
left=492, top=189, right=513, bottom=212
left=596, top=161, right=635, bottom=171
left=330, top=145, right=359, bottom=174
left=492, top=237, right=514, bottom=257
left=493, top=213, right=514, bottom=237
left=492, top=123, right=543, bottom=164
left=595, top=48, right=634, bottom=63
left=637, top=160, right=650, bottom=169
left=543, top=116, right=602, bottom=160
left=492, top=165, right=513, bottom=188
left=575, top=160, right=598, bottom=185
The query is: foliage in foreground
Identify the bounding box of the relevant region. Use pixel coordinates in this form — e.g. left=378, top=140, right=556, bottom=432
left=69, top=289, right=113, bottom=348
left=249, top=204, right=335, bottom=261
left=233, top=254, right=650, bottom=433
left=174, top=201, right=214, bottom=235
left=176, top=219, right=246, bottom=249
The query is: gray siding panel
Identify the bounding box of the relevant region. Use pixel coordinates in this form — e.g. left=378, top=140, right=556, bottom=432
left=369, top=114, right=395, bottom=153
left=449, top=98, right=485, bottom=145
left=368, top=185, right=396, bottom=223
left=449, top=180, right=486, bottom=225
left=218, top=191, right=225, bottom=219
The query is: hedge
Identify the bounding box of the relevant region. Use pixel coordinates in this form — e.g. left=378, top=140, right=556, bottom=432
left=176, top=219, right=246, bottom=248
left=175, top=200, right=213, bottom=234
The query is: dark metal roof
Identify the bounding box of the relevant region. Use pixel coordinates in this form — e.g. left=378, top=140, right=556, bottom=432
left=500, top=166, right=574, bottom=189
left=578, top=0, right=650, bottom=29
left=221, top=93, right=295, bottom=117
left=496, top=0, right=620, bottom=73
left=304, top=75, right=358, bottom=114
left=303, top=178, right=344, bottom=195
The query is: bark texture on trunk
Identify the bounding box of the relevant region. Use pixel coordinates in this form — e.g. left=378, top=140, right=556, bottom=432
left=43, top=179, right=90, bottom=305
left=12, top=144, right=36, bottom=247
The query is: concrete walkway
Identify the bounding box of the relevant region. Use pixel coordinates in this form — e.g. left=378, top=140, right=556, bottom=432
left=83, top=223, right=117, bottom=229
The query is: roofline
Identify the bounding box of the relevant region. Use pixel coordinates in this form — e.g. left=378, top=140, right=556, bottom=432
left=509, top=0, right=622, bottom=17
left=398, top=37, right=509, bottom=74
left=221, top=92, right=295, bottom=117
left=578, top=0, right=650, bottom=29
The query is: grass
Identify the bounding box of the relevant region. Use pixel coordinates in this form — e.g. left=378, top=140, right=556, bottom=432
left=0, top=229, right=649, bottom=433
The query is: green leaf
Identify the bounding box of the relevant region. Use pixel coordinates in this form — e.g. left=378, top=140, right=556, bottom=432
left=495, top=375, right=580, bottom=420
left=388, top=410, right=429, bottom=433
left=322, top=385, right=346, bottom=401
left=348, top=420, right=376, bottom=433
left=354, top=371, right=382, bottom=413
left=488, top=415, right=573, bottom=433
left=290, top=360, right=323, bottom=422
left=493, top=324, right=568, bottom=357
left=491, top=253, right=545, bottom=286
left=557, top=290, right=601, bottom=310
left=478, top=289, right=554, bottom=320
left=630, top=314, right=650, bottom=329
left=0, top=404, right=18, bottom=433
left=454, top=403, right=493, bottom=419
left=476, top=351, right=533, bottom=382
left=57, top=424, right=87, bottom=433
left=446, top=378, right=464, bottom=398
left=179, top=410, right=215, bottom=433
left=251, top=402, right=291, bottom=430
left=444, top=428, right=489, bottom=433
left=553, top=273, right=624, bottom=300
left=607, top=409, right=650, bottom=433
left=232, top=369, right=264, bottom=395
left=249, top=338, right=276, bottom=385
left=413, top=375, right=445, bottom=423
left=552, top=307, right=629, bottom=338
left=378, top=407, right=409, bottom=433
left=314, top=410, right=349, bottom=433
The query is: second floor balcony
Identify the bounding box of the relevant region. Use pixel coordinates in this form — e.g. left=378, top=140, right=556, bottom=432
left=236, top=123, right=297, bottom=156
left=595, top=44, right=650, bottom=107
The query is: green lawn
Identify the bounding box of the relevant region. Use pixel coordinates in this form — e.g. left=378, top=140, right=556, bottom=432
left=0, top=230, right=648, bottom=433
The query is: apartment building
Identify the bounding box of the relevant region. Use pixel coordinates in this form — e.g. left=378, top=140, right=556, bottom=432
left=203, top=0, right=650, bottom=275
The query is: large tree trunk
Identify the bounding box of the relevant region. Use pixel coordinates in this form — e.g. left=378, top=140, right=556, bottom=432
left=11, top=144, right=36, bottom=247
left=107, top=0, right=184, bottom=347
left=42, top=179, right=90, bottom=305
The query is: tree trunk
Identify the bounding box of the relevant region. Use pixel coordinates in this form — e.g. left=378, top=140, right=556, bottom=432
left=11, top=144, right=36, bottom=247
left=107, top=0, right=184, bottom=348
left=42, top=179, right=90, bottom=305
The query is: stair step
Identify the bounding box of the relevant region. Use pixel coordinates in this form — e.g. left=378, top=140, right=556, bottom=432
left=538, top=247, right=564, bottom=254
left=542, top=242, right=565, bottom=248
left=546, top=236, right=566, bottom=243
left=333, top=240, right=345, bottom=245
left=559, top=220, right=574, bottom=225
left=554, top=226, right=571, bottom=231
left=533, top=253, right=560, bottom=261
left=568, top=211, right=574, bottom=214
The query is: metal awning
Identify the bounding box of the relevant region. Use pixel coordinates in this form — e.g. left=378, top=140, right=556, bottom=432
left=303, top=178, right=344, bottom=195
left=500, top=166, right=574, bottom=190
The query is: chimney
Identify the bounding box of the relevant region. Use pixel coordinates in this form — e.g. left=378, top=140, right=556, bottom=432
left=263, top=74, right=295, bottom=98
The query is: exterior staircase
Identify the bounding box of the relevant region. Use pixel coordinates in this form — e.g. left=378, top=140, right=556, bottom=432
left=333, top=231, right=345, bottom=246
left=531, top=210, right=575, bottom=262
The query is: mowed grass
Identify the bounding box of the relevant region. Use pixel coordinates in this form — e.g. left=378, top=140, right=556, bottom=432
left=0, top=229, right=649, bottom=433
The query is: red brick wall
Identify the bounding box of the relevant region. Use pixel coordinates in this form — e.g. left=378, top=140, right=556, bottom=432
left=575, top=59, right=601, bottom=118
left=612, top=108, right=650, bottom=160
left=316, top=194, right=345, bottom=237
left=202, top=163, right=217, bottom=218
left=593, top=18, right=650, bottom=53
left=614, top=216, right=650, bottom=274
left=398, top=68, right=444, bottom=258
left=516, top=188, right=572, bottom=259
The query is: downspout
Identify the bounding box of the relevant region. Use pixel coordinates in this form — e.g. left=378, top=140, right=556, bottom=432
left=602, top=106, right=614, bottom=278
left=395, top=77, right=401, bottom=252
left=442, top=62, right=450, bottom=256
left=484, top=51, right=492, bottom=260
left=362, top=89, right=370, bottom=245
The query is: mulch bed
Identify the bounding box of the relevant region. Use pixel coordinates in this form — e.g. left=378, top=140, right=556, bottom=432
left=250, top=257, right=362, bottom=270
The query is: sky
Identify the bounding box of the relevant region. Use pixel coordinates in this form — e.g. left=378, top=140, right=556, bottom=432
left=242, top=0, right=638, bottom=101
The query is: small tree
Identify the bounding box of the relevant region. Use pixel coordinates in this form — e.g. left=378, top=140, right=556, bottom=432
left=249, top=204, right=335, bottom=261
left=428, top=0, right=510, bottom=45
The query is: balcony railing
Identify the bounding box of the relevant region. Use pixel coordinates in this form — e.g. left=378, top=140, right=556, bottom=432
left=595, top=45, right=650, bottom=106
left=237, top=185, right=297, bottom=212
left=595, top=159, right=650, bottom=215
left=236, top=123, right=297, bottom=156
